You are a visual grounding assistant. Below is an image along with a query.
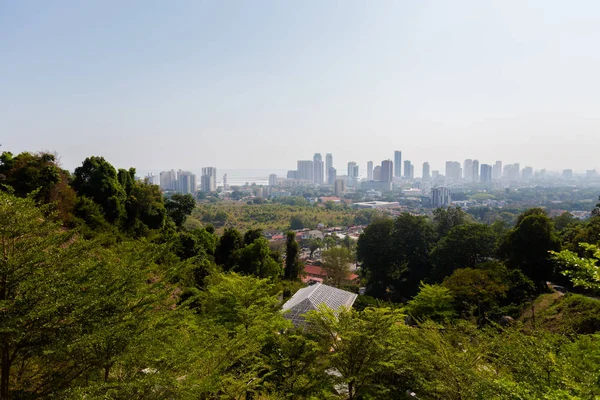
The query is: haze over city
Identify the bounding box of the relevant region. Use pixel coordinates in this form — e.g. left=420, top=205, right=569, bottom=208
left=2, top=1, right=600, bottom=172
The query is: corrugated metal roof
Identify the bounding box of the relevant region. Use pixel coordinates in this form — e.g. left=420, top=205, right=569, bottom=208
left=282, top=283, right=357, bottom=326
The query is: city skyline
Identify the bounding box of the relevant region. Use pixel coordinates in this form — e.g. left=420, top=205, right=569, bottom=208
left=2, top=2, right=600, bottom=172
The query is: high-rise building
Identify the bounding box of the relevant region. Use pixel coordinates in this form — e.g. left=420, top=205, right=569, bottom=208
left=145, top=173, right=158, bottom=186
left=200, top=167, right=217, bottom=193
left=422, top=162, right=430, bottom=181
left=431, top=187, right=452, bottom=207
left=445, top=161, right=462, bottom=182
left=463, top=159, right=473, bottom=181
left=373, top=166, right=382, bottom=181
left=326, top=153, right=333, bottom=182
left=287, top=170, right=298, bottom=179
left=178, top=170, right=197, bottom=194
left=347, top=162, right=359, bottom=186
left=394, top=150, right=402, bottom=177
left=493, top=161, right=502, bottom=180
left=334, top=179, right=346, bottom=196
left=159, top=169, right=177, bottom=191
left=409, top=164, right=415, bottom=179
left=563, top=169, right=573, bottom=179
left=297, top=160, right=314, bottom=181
left=381, top=160, right=393, bottom=182
left=403, top=160, right=412, bottom=179
left=480, top=164, right=493, bottom=185
left=522, top=167, right=533, bottom=181
left=223, top=174, right=228, bottom=190
left=313, top=153, right=324, bottom=184
left=327, top=167, right=337, bottom=185
left=472, top=160, right=480, bottom=182
left=269, top=174, right=278, bottom=186
left=367, top=161, right=374, bottom=181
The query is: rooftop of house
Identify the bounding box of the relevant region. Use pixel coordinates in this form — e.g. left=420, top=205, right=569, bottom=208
left=282, top=283, right=357, bottom=326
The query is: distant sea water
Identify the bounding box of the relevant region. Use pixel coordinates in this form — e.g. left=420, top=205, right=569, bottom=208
left=137, top=169, right=288, bottom=187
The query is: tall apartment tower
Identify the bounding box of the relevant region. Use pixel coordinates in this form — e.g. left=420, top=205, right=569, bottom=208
left=472, top=160, right=480, bottom=182
left=422, top=162, right=430, bottom=181
left=493, top=161, right=502, bottom=180
left=201, top=167, right=217, bottom=193
left=480, top=164, right=493, bottom=185
left=178, top=171, right=197, bottom=194
left=347, top=162, right=359, bottom=186
left=325, top=153, right=333, bottom=182
left=159, top=169, right=177, bottom=191
left=313, top=153, right=324, bottom=184
left=297, top=160, right=314, bottom=181
left=463, top=159, right=473, bottom=181
left=223, top=173, right=228, bottom=190
left=445, top=161, right=462, bottom=181
left=373, top=166, right=382, bottom=181
left=367, top=161, right=374, bottom=181
left=334, top=179, right=346, bottom=196
left=431, top=187, right=452, bottom=207
left=381, top=160, right=393, bottom=182
left=394, top=150, right=402, bottom=177
left=403, top=160, right=412, bottom=179
left=268, top=174, right=278, bottom=186
left=327, top=167, right=337, bottom=185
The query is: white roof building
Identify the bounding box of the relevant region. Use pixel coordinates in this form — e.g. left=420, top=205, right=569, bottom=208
left=282, top=283, right=358, bottom=326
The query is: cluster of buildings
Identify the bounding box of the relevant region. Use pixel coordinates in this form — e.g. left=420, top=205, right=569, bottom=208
left=145, top=167, right=219, bottom=194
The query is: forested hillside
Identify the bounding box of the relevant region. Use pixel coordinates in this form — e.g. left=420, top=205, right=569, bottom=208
left=1, top=150, right=599, bottom=399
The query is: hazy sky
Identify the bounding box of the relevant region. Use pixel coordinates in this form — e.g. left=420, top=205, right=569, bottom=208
left=2, top=1, right=600, bottom=173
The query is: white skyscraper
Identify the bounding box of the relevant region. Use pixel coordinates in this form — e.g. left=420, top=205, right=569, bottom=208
left=201, top=167, right=217, bottom=193
left=367, top=161, right=373, bottom=181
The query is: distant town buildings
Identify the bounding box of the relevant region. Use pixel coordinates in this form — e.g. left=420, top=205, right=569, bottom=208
left=269, top=174, right=278, bottom=186
left=347, top=162, right=359, bottom=186
left=201, top=167, right=217, bottom=193
left=313, top=153, right=324, bottom=185
left=325, top=153, right=333, bottom=182
left=159, top=169, right=196, bottom=194
left=328, top=167, right=337, bottom=185
left=381, top=160, right=393, bottom=182
left=422, top=162, right=430, bottom=181
left=334, top=179, right=346, bottom=196
left=367, top=161, right=373, bottom=181
left=394, top=150, right=402, bottom=178
left=431, top=187, right=452, bottom=207
left=480, top=164, right=493, bottom=185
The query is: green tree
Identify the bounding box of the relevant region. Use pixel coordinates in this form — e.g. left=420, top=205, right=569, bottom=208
left=72, top=156, right=126, bottom=223
left=215, top=227, right=243, bottom=270
left=306, top=306, right=407, bottom=400
left=285, top=231, right=301, bottom=280
left=322, top=246, right=353, bottom=288
left=308, top=237, right=323, bottom=258
left=233, top=237, right=282, bottom=279
left=390, top=213, right=437, bottom=298
left=499, top=208, right=561, bottom=291
left=432, top=206, right=470, bottom=239
left=442, top=268, right=508, bottom=316
left=164, top=193, right=196, bottom=228
left=405, top=283, right=455, bottom=322
left=357, top=218, right=394, bottom=298
left=289, top=214, right=305, bottom=230
left=243, top=228, right=263, bottom=245
left=552, top=243, right=600, bottom=290
left=430, top=223, right=497, bottom=281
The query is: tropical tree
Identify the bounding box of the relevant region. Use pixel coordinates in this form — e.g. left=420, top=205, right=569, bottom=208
left=321, top=246, right=353, bottom=288
left=405, top=283, right=455, bottom=323
left=72, top=156, right=126, bottom=223
left=164, top=193, right=196, bottom=228
left=430, top=223, right=497, bottom=281
left=499, top=208, right=561, bottom=291
left=306, top=306, right=407, bottom=400
left=552, top=243, right=600, bottom=290
left=285, top=231, right=301, bottom=280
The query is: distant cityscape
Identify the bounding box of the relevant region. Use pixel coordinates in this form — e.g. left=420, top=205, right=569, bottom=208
left=144, top=150, right=600, bottom=209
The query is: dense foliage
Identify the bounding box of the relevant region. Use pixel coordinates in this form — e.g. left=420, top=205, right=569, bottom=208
left=1, top=149, right=600, bottom=399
